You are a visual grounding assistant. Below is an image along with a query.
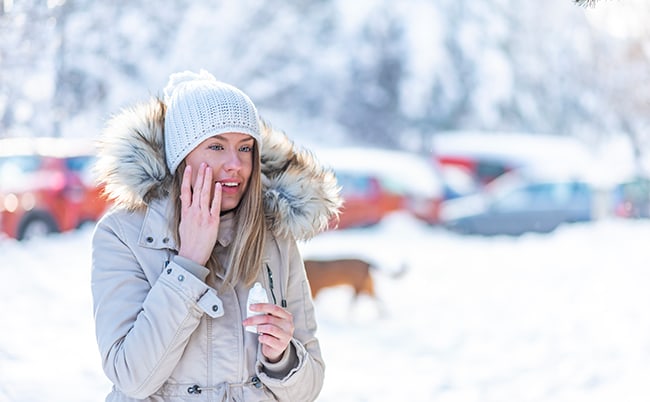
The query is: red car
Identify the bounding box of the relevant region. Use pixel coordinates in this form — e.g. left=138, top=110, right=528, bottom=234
left=0, top=137, right=110, bottom=240
left=316, top=147, right=445, bottom=229
left=331, top=171, right=403, bottom=229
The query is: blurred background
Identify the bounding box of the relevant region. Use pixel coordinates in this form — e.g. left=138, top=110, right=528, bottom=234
left=1, top=0, right=650, bottom=238
left=2, top=1, right=650, bottom=401
left=3, top=0, right=650, bottom=147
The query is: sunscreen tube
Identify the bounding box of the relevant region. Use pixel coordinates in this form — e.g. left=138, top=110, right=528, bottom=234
left=245, top=282, right=269, bottom=333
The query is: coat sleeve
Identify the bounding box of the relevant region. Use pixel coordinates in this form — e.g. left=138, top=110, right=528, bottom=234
left=256, top=236, right=325, bottom=402
left=91, top=212, right=215, bottom=399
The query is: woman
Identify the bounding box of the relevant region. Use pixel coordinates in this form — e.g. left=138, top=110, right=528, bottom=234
left=91, top=70, right=341, bottom=401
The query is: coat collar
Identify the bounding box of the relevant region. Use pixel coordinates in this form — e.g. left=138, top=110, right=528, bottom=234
left=137, top=198, right=236, bottom=250
left=137, top=197, right=176, bottom=250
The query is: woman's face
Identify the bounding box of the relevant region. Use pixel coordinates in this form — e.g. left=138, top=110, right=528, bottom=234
left=184, top=132, right=255, bottom=212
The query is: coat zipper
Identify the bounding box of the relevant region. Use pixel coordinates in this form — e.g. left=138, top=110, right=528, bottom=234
left=266, top=264, right=287, bottom=307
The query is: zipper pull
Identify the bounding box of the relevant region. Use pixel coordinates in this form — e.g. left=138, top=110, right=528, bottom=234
left=265, top=264, right=277, bottom=305
left=266, top=264, right=287, bottom=308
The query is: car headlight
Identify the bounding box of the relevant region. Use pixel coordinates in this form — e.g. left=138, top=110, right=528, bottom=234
left=21, top=192, right=36, bottom=211
left=4, top=193, right=18, bottom=213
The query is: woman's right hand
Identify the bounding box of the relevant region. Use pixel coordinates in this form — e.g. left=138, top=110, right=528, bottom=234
left=178, top=163, right=222, bottom=266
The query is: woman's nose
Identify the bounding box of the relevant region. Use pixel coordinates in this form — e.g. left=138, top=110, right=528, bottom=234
left=223, top=150, right=242, bottom=170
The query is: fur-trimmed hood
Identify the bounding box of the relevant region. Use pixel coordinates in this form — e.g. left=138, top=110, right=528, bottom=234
left=94, top=98, right=341, bottom=241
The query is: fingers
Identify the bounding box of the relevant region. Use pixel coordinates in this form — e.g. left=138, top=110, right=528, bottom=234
left=249, top=303, right=293, bottom=320
left=244, top=304, right=294, bottom=339
left=256, top=322, right=291, bottom=340
left=257, top=327, right=290, bottom=351
left=211, top=182, right=222, bottom=216
left=184, top=163, right=221, bottom=213
left=180, top=165, right=192, bottom=210
left=199, top=164, right=212, bottom=210
left=192, top=163, right=207, bottom=208
left=245, top=309, right=293, bottom=331
left=243, top=304, right=294, bottom=362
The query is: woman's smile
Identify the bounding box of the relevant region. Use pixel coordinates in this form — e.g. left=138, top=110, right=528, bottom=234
left=218, top=179, right=241, bottom=192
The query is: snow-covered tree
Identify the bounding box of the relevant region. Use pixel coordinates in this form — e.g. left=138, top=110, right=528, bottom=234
left=0, top=0, right=648, bottom=165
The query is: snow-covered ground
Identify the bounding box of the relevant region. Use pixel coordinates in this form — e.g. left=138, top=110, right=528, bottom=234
left=2, top=214, right=650, bottom=402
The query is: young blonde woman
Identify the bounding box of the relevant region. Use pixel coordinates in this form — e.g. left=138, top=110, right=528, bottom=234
left=91, top=70, right=340, bottom=401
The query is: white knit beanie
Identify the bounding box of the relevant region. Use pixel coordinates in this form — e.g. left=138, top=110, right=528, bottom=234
left=163, top=69, right=261, bottom=172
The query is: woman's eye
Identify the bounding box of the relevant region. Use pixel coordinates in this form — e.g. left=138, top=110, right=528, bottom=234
left=239, top=145, right=252, bottom=152
left=208, top=144, right=224, bottom=151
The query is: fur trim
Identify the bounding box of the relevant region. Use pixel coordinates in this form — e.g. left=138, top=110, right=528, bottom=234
left=94, top=99, right=171, bottom=210
left=260, top=121, right=342, bottom=240
left=95, top=98, right=341, bottom=241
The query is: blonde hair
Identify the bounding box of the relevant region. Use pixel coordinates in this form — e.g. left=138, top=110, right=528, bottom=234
left=169, top=143, right=267, bottom=288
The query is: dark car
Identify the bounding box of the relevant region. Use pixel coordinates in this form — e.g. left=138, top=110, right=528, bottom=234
left=0, top=137, right=110, bottom=240
left=440, top=170, right=594, bottom=236
left=612, top=176, right=650, bottom=218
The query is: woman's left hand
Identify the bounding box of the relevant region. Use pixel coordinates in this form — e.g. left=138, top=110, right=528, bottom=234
left=243, top=303, right=294, bottom=363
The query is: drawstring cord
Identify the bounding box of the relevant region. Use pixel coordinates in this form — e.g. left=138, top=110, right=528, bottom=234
left=186, top=376, right=262, bottom=399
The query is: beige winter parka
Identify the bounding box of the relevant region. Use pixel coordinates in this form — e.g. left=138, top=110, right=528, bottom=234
left=91, top=99, right=341, bottom=401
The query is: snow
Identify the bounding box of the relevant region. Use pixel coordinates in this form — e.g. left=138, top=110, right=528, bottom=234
left=2, top=214, right=650, bottom=401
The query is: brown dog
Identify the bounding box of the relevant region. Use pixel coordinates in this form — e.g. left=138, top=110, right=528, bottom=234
left=303, top=258, right=408, bottom=313
left=303, top=258, right=377, bottom=300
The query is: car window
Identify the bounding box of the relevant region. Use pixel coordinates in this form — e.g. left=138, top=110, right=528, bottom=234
left=379, top=176, right=406, bottom=195
left=548, top=183, right=572, bottom=205
left=65, top=155, right=100, bottom=186
left=0, top=155, right=41, bottom=188
left=493, top=181, right=591, bottom=212
left=492, top=183, right=559, bottom=211
left=492, top=187, right=534, bottom=211
left=568, top=182, right=592, bottom=207
left=64, top=155, right=94, bottom=172
left=475, top=160, right=510, bottom=183
left=545, top=182, right=591, bottom=207
left=335, top=172, right=376, bottom=198
left=0, top=155, right=41, bottom=174
left=620, top=179, right=650, bottom=202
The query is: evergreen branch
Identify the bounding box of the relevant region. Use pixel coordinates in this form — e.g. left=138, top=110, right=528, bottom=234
left=574, top=0, right=600, bottom=7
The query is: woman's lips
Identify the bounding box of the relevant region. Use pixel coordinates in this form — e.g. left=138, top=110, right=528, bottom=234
left=218, top=180, right=240, bottom=194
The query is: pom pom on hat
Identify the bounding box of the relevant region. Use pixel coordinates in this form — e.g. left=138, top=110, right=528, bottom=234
left=164, top=70, right=216, bottom=104
left=163, top=69, right=261, bottom=172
